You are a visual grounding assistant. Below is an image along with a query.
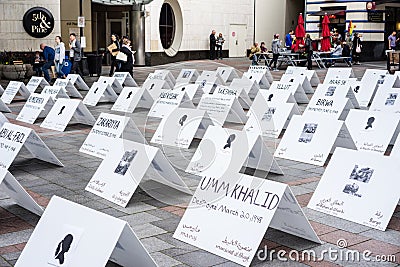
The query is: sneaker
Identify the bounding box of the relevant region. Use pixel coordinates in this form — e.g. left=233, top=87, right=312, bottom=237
left=273, top=69, right=279, bottom=72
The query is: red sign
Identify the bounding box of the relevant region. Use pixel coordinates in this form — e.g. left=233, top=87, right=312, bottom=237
left=232, top=32, right=236, bottom=37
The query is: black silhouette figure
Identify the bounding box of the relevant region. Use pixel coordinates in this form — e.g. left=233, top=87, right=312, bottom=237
left=127, top=91, right=132, bottom=99
left=289, top=78, right=294, bottom=82
left=354, top=86, right=360, bottom=93
left=223, top=134, right=236, bottom=149
left=94, top=87, right=98, bottom=94
left=365, top=117, right=375, bottom=130
left=221, top=70, right=225, bottom=75
left=150, top=84, right=155, bottom=90
left=181, top=87, right=186, bottom=91
left=58, top=106, right=65, bottom=115
left=54, top=234, right=73, bottom=264
left=103, top=80, right=107, bottom=83
left=179, top=115, right=188, bottom=126
left=249, top=76, right=253, bottom=79
left=268, top=94, right=274, bottom=101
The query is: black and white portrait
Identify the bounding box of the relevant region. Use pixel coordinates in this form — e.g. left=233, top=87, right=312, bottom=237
left=298, top=123, right=318, bottom=143
left=325, top=86, right=336, bottom=97
left=261, top=107, right=276, bottom=121
left=343, top=183, right=361, bottom=197
left=385, top=93, right=397, bottom=106
left=114, top=150, right=137, bottom=175
left=182, top=71, right=191, bottom=79
left=349, top=165, right=374, bottom=183
left=377, top=75, right=386, bottom=85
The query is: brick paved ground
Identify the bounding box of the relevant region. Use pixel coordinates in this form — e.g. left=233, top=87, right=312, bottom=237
left=0, top=58, right=399, bottom=267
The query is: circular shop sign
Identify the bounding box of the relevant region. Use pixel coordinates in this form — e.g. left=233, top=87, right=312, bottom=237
left=23, top=7, right=54, bottom=38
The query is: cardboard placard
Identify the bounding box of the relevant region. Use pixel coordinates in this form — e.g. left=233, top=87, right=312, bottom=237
left=16, top=93, right=55, bottom=124
left=213, top=85, right=252, bottom=109
left=15, top=196, right=157, bottom=267
left=151, top=108, right=214, bottom=148
left=176, top=69, right=200, bottom=85
left=345, top=109, right=400, bottom=153
left=86, top=139, right=191, bottom=207
left=111, top=87, right=154, bottom=113
left=313, top=84, right=360, bottom=109
left=244, top=92, right=300, bottom=138
left=216, top=67, right=240, bottom=83
left=304, top=94, right=354, bottom=121
left=97, top=76, right=123, bottom=94
left=53, top=79, right=83, bottom=98
left=66, top=74, right=90, bottom=91
left=1, top=81, right=31, bottom=104
left=0, top=122, right=63, bottom=169
left=242, top=72, right=270, bottom=89
left=274, top=115, right=356, bottom=166
left=26, top=76, right=49, bottom=93
left=174, top=173, right=320, bottom=267
left=80, top=112, right=146, bottom=159
left=0, top=169, right=43, bottom=216
left=41, top=99, right=96, bottom=132
left=82, top=82, right=118, bottom=106
left=113, top=72, right=138, bottom=87
left=197, top=94, right=247, bottom=125
left=356, top=69, right=388, bottom=108
left=186, top=125, right=283, bottom=177
left=370, top=88, right=400, bottom=112
left=142, top=78, right=170, bottom=99
left=324, top=68, right=355, bottom=83
left=247, top=65, right=274, bottom=84
left=41, top=85, right=70, bottom=100
left=280, top=74, right=314, bottom=94
left=269, top=81, right=309, bottom=104
left=148, top=90, right=195, bottom=119
left=172, top=83, right=204, bottom=104
left=230, top=77, right=261, bottom=99
left=308, top=148, right=400, bottom=231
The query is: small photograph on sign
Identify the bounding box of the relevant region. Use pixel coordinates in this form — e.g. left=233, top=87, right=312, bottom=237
left=385, top=93, right=397, bottom=106
left=48, top=225, right=83, bottom=267
left=377, top=75, right=386, bottom=85
left=298, top=123, right=318, bottom=143
left=343, top=183, right=362, bottom=197
left=223, top=134, right=236, bottom=149
left=349, top=165, right=374, bottom=183
left=325, top=86, right=336, bottom=96
left=182, top=71, right=192, bottom=79
left=261, top=107, right=276, bottom=121
left=114, top=150, right=137, bottom=176
left=364, top=117, right=375, bottom=130
left=179, top=115, right=188, bottom=126
left=58, top=106, right=66, bottom=116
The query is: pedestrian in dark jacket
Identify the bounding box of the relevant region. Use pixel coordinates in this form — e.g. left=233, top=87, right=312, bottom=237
left=106, top=33, right=121, bottom=76
left=69, top=33, right=83, bottom=76
left=209, top=30, right=216, bottom=60
left=119, top=39, right=134, bottom=77
left=40, top=43, right=55, bottom=83
left=304, top=34, right=313, bottom=70
left=352, top=32, right=362, bottom=65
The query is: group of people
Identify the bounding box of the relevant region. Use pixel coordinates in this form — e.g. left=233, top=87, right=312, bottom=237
left=35, top=33, right=135, bottom=83
left=209, top=30, right=225, bottom=60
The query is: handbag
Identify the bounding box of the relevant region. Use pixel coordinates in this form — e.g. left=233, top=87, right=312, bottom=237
left=356, top=44, right=361, bottom=53
left=116, top=51, right=127, bottom=62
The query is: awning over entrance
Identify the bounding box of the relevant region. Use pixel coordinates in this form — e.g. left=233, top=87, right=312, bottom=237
left=309, top=10, right=345, bottom=16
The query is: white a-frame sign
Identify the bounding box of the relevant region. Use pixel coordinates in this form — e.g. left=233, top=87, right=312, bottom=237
left=324, top=67, right=355, bottom=83
left=1, top=81, right=31, bottom=104
left=113, top=72, right=139, bottom=87
left=247, top=65, right=274, bottom=84
left=0, top=169, right=43, bottom=216
left=195, top=71, right=225, bottom=94
left=15, top=196, right=157, bottom=267
left=176, top=69, right=200, bottom=85
left=303, top=94, right=354, bottom=121
left=154, top=69, right=176, bottom=88
left=80, top=112, right=146, bottom=159
left=41, top=85, right=70, bottom=100
left=370, top=88, right=400, bottom=112
left=216, top=66, right=240, bottom=83
left=197, top=93, right=247, bottom=125
left=86, top=139, right=191, bottom=207
left=244, top=91, right=300, bottom=138
left=41, top=99, right=96, bottom=132
left=174, top=172, right=321, bottom=267
left=112, top=87, right=154, bottom=113
left=0, top=84, right=4, bottom=95
left=0, top=113, right=9, bottom=128
left=53, top=78, right=83, bottom=98
left=356, top=69, right=388, bottom=108
left=313, top=83, right=360, bottom=109
left=230, top=77, right=261, bottom=99
left=148, top=90, right=195, bottom=119
left=275, top=115, right=357, bottom=166
left=172, top=83, right=204, bottom=104
left=151, top=108, right=214, bottom=148
left=66, top=74, right=90, bottom=91
left=98, top=76, right=123, bottom=94
left=213, top=85, right=252, bottom=109
left=243, top=71, right=271, bottom=89
left=269, top=81, right=309, bottom=104
left=25, top=76, right=49, bottom=93
left=82, top=81, right=118, bottom=106
left=0, top=122, right=63, bottom=169
left=186, top=125, right=283, bottom=177
left=16, top=93, right=55, bottom=124
left=142, top=78, right=171, bottom=99
left=280, top=73, right=314, bottom=94
left=0, top=98, right=11, bottom=113
left=308, top=148, right=400, bottom=231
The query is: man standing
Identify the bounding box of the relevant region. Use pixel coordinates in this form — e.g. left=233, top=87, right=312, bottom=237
left=69, top=33, right=83, bottom=76
left=305, top=34, right=313, bottom=70
left=285, top=30, right=294, bottom=50
left=40, top=43, right=55, bottom=83
left=388, top=31, right=399, bottom=50
left=209, top=30, right=216, bottom=60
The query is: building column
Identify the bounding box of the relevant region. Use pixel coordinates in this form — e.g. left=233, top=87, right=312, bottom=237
left=130, top=4, right=145, bottom=66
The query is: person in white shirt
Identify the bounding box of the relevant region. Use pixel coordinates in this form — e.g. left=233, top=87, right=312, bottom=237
left=54, top=36, right=66, bottom=78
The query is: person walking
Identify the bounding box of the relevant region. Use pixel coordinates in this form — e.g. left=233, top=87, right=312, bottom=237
left=352, top=32, right=362, bottom=65
left=305, top=34, right=313, bottom=70
left=54, top=36, right=66, bottom=79
left=106, top=33, right=121, bottom=76
left=285, top=30, right=294, bottom=50
left=119, top=38, right=134, bottom=77
left=69, top=33, right=83, bottom=76
left=40, top=43, right=55, bottom=83
left=388, top=31, right=399, bottom=50
left=216, top=33, right=225, bottom=60
left=209, top=30, right=216, bottom=60
left=269, top=34, right=281, bottom=71
left=249, top=42, right=261, bottom=65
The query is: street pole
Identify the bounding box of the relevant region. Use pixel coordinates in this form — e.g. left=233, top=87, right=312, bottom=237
left=79, top=0, right=84, bottom=54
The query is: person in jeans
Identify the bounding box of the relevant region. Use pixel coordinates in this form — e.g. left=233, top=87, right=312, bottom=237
left=107, top=33, right=120, bottom=76
left=69, top=33, right=83, bottom=76
left=304, top=34, right=313, bottom=70
left=209, top=30, right=216, bottom=60
left=269, top=34, right=281, bottom=71
left=54, top=36, right=66, bottom=79
left=215, top=33, right=225, bottom=60
left=249, top=42, right=261, bottom=65
left=388, top=31, right=399, bottom=50
left=39, top=43, right=55, bottom=83
left=352, top=32, right=362, bottom=65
